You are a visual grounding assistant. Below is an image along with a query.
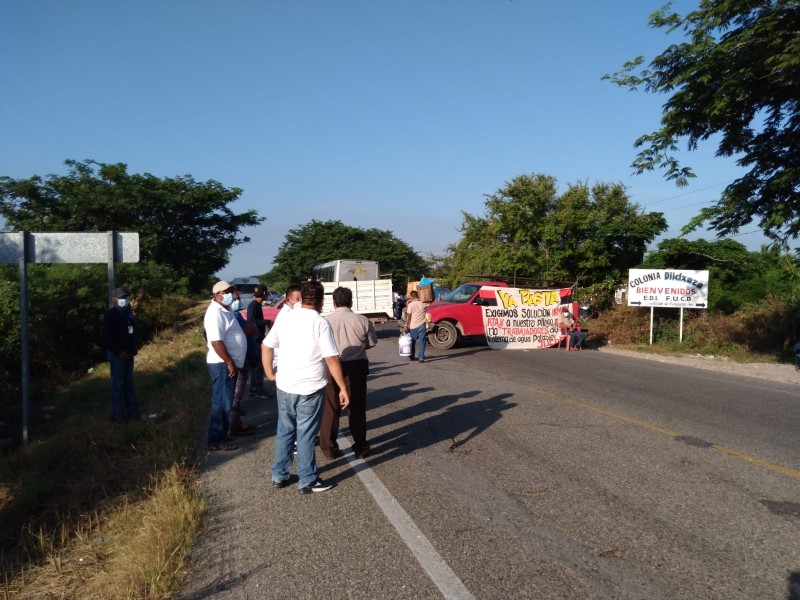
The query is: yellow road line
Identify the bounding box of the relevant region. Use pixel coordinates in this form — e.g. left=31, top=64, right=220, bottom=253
left=536, top=387, right=800, bottom=480
left=710, top=444, right=800, bottom=479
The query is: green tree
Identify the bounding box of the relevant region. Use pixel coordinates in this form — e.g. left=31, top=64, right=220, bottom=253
left=0, top=159, right=263, bottom=292
left=265, top=219, right=428, bottom=290
left=446, top=174, right=667, bottom=288
left=604, top=1, right=800, bottom=244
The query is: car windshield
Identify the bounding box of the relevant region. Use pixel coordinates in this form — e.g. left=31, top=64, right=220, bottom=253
left=440, top=284, right=480, bottom=304
left=236, top=284, right=259, bottom=294
left=433, top=287, right=451, bottom=300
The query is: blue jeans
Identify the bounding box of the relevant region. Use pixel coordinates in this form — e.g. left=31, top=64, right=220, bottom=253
left=568, top=330, right=585, bottom=348
left=271, top=387, right=325, bottom=488
left=107, top=350, right=139, bottom=421
left=409, top=324, right=427, bottom=360
left=207, top=362, right=236, bottom=446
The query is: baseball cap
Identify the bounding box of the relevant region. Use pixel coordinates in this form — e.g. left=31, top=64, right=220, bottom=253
left=212, top=280, right=233, bottom=294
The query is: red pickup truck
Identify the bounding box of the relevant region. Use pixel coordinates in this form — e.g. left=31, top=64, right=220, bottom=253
left=426, top=282, right=509, bottom=349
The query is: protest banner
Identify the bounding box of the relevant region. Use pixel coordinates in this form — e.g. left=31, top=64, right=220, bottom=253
left=481, top=286, right=576, bottom=350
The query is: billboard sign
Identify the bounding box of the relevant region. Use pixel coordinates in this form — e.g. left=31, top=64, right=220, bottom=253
left=0, top=231, right=139, bottom=264
left=627, top=269, right=709, bottom=309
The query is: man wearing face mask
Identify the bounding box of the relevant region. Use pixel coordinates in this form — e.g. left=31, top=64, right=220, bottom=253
left=271, top=285, right=302, bottom=373
left=102, top=286, right=141, bottom=423
left=204, top=281, right=247, bottom=451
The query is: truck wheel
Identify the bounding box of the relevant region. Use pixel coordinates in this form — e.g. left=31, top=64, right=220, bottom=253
left=429, top=321, right=458, bottom=350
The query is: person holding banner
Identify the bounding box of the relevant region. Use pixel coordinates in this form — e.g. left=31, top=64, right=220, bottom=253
left=557, top=309, right=585, bottom=350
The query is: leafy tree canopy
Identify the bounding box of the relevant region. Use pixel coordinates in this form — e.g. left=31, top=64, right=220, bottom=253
left=641, top=237, right=799, bottom=312
left=604, top=1, right=800, bottom=245
left=0, top=159, right=263, bottom=292
left=264, top=219, right=428, bottom=291
left=446, top=174, right=668, bottom=288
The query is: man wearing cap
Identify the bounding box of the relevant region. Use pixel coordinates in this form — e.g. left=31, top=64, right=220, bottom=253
left=204, top=280, right=248, bottom=451
left=102, top=286, right=141, bottom=423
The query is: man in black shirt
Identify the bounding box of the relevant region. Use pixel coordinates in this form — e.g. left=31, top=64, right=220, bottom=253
left=247, top=286, right=270, bottom=397
left=101, top=286, right=141, bottom=423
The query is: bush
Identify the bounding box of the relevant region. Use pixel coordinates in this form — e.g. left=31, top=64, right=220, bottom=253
left=0, top=263, right=196, bottom=449
left=590, top=296, right=800, bottom=360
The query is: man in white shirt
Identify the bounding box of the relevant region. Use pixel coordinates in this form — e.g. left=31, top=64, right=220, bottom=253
left=271, top=285, right=302, bottom=372
left=204, top=280, right=247, bottom=451
left=262, top=281, right=350, bottom=494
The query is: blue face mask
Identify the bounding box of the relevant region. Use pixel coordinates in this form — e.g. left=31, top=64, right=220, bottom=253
left=221, top=293, right=234, bottom=306
left=117, top=298, right=128, bottom=309
left=230, top=299, right=241, bottom=312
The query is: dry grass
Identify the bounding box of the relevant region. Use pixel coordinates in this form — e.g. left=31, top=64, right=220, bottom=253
left=0, top=302, right=212, bottom=600
left=588, top=296, right=797, bottom=362
left=8, top=466, right=205, bottom=600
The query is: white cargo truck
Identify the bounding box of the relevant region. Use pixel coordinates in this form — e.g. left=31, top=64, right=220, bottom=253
left=311, top=260, right=393, bottom=321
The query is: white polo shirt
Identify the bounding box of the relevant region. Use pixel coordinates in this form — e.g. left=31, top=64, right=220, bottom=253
left=204, top=300, right=247, bottom=369
left=263, top=305, right=339, bottom=395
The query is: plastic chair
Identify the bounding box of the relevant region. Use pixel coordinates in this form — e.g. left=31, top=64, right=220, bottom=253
left=557, top=328, right=571, bottom=350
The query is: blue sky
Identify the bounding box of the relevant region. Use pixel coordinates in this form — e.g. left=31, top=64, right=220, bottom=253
left=1, top=0, right=759, bottom=281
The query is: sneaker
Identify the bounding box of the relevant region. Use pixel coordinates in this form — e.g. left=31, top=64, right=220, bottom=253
left=418, top=358, right=425, bottom=363
left=299, top=478, right=333, bottom=494
left=272, top=478, right=290, bottom=489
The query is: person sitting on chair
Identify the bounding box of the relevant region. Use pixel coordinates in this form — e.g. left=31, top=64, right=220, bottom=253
left=557, top=309, right=585, bottom=351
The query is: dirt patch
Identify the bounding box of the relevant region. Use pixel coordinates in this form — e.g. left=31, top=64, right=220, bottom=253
left=596, top=345, right=800, bottom=386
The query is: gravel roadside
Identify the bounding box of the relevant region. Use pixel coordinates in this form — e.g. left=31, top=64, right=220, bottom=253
left=596, top=344, right=800, bottom=385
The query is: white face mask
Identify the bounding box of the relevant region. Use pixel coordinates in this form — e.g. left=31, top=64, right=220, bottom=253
left=230, top=299, right=241, bottom=312
left=117, top=298, right=128, bottom=309
left=221, top=292, right=234, bottom=306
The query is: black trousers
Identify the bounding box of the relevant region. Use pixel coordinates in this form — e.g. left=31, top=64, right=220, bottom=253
left=320, top=359, right=369, bottom=455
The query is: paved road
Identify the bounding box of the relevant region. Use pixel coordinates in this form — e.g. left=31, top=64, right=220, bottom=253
left=178, top=324, right=800, bottom=600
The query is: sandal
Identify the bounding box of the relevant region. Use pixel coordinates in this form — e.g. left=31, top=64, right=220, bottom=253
left=209, top=443, right=238, bottom=451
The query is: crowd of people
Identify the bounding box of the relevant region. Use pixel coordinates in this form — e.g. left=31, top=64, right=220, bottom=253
left=103, top=278, right=579, bottom=494
left=201, top=279, right=377, bottom=494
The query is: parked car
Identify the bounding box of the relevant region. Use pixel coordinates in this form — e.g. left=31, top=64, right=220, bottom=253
left=230, top=277, right=263, bottom=311
left=266, top=290, right=282, bottom=304
left=426, top=282, right=509, bottom=350
left=433, top=286, right=451, bottom=300
left=238, top=297, right=282, bottom=332
left=247, top=296, right=284, bottom=328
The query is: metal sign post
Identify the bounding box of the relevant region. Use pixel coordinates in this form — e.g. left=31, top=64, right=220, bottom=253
left=19, top=233, right=30, bottom=444
left=0, top=231, right=139, bottom=445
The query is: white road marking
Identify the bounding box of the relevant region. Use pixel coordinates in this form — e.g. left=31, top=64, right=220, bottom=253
left=340, top=434, right=476, bottom=600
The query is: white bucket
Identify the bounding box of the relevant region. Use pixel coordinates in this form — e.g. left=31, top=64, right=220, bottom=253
left=398, top=332, right=412, bottom=357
